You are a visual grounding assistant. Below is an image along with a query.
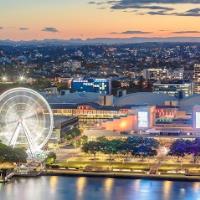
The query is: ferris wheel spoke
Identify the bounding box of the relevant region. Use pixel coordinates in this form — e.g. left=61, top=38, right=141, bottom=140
left=22, top=108, right=35, bottom=119
left=9, top=122, right=21, bottom=147
left=4, top=107, right=19, bottom=124
left=21, top=121, right=35, bottom=153
left=23, top=113, right=37, bottom=120
left=4, top=119, right=18, bottom=125
left=21, top=101, right=38, bottom=119
left=0, top=88, right=54, bottom=153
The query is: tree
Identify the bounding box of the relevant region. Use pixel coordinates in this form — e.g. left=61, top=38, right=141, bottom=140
left=126, top=136, right=159, bottom=160
left=81, top=136, right=160, bottom=160
left=0, top=143, right=27, bottom=163
left=80, top=135, right=88, bottom=145
left=127, top=136, right=158, bottom=148
left=64, top=128, right=81, bottom=141
left=46, top=152, right=56, bottom=164
left=31, top=78, right=51, bottom=90
left=132, top=145, right=157, bottom=159
left=169, top=139, right=187, bottom=161
left=127, top=136, right=144, bottom=146
left=13, top=148, right=28, bottom=163
left=186, top=138, right=200, bottom=163
left=101, top=139, right=124, bottom=160
left=169, top=138, right=200, bottom=163
left=96, top=136, right=107, bottom=143
left=82, top=141, right=101, bottom=159
left=118, top=141, right=131, bottom=161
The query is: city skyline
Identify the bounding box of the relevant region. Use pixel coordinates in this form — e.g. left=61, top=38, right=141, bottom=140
left=0, top=0, right=200, bottom=40
left=2, top=1, right=200, bottom=197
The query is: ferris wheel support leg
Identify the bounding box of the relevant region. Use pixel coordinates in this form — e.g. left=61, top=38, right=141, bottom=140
left=9, top=122, right=20, bottom=147
left=21, top=121, right=35, bottom=156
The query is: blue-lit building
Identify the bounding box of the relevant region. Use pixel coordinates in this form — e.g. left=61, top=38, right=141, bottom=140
left=71, top=78, right=111, bottom=95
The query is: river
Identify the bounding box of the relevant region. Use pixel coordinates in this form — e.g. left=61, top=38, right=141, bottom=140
left=0, top=176, right=200, bottom=200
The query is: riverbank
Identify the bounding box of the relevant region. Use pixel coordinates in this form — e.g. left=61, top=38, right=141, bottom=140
left=43, top=169, right=200, bottom=182
left=2, top=169, right=200, bottom=183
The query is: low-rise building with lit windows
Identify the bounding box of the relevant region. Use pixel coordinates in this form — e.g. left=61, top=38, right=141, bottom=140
left=44, top=91, right=200, bottom=139
left=50, top=103, right=130, bottom=129
left=153, top=81, right=193, bottom=97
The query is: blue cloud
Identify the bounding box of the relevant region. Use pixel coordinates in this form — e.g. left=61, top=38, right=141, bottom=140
left=90, top=0, right=200, bottom=16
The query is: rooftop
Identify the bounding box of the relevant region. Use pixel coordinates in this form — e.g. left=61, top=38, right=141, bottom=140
left=114, top=92, right=177, bottom=107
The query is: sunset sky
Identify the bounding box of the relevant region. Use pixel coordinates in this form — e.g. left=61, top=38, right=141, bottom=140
left=1, top=0, right=200, bottom=40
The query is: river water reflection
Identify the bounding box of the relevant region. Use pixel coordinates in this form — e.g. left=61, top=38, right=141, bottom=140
left=1, top=176, right=200, bottom=200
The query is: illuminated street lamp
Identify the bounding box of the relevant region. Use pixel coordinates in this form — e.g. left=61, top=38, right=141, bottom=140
left=19, top=75, right=25, bottom=82
left=2, top=76, right=7, bottom=82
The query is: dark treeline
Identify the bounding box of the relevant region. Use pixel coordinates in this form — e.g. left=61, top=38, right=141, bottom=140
left=82, top=136, right=159, bottom=159
left=169, top=138, right=200, bottom=163
left=0, top=142, right=27, bottom=163
left=82, top=136, right=200, bottom=163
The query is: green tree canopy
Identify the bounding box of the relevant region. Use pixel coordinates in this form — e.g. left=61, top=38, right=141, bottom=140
left=0, top=142, right=27, bottom=163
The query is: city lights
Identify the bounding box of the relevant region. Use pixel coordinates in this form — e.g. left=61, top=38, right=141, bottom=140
left=119, top=121, right=128, bottom=129
left=2, top=76, right=7, bottom=82
left=19, top=75, right=25, bottom=81
left=1, top=0, right=200, bottom=199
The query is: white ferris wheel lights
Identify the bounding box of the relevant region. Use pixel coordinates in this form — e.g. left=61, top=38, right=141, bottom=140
left=0, top=87, right=54, bottom=154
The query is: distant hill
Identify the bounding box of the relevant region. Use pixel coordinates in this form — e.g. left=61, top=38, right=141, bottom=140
left=1, top=37, right=200, bottom=46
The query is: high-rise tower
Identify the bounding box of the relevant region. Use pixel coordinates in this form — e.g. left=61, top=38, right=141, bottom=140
left=193, top=64, right=200, bottom=94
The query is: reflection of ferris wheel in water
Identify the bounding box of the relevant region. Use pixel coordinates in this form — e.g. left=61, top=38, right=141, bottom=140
left=0, top=88, right=54, bottom=154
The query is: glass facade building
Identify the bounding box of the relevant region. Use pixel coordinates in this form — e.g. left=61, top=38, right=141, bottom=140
left=71, top=78, right=111, bottom=95
left=193, top=64, right=200, bottom=94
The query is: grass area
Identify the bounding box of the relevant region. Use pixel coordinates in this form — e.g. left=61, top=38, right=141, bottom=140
left=51, top=161, right=151, bottom=171
left=49, top=160, right=200, bottom=175
left=159, top=163, right=200, bottom=169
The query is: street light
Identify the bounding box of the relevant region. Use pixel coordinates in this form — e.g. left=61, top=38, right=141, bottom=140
left=19, top=75, right=25, bottom=82
left=2, top=76, right=7, bottom=82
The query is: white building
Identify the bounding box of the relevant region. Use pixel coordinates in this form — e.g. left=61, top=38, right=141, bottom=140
left=193, top=64, right=200, bottom=94
left=170, top=68, right=184, bottom=80
left=153, top=82, right=193, bottom=97
left=142, top=68, right=168, bottom=81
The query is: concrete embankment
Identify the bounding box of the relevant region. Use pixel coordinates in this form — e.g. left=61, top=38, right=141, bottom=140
left=43, top=169, right=200, bottom=182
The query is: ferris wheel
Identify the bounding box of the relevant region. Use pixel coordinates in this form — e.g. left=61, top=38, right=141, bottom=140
left=0, top=87, right=54, bottom=154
